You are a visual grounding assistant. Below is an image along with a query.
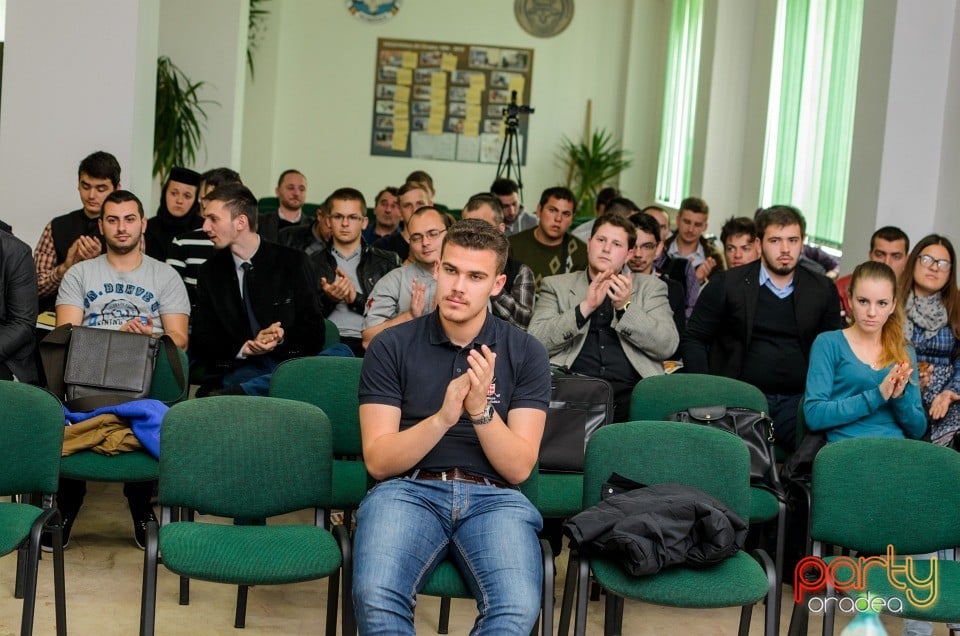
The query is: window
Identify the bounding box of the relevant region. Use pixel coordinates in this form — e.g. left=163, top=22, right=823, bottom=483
left=655, top=0, right=704, bottom=208
left=760, top=0, right=864, bottom=248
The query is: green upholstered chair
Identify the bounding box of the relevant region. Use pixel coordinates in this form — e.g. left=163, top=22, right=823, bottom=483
left=629, top=373, right=787, bottom=625
left=139, top=396, right=351, bottom=635
left=420, top=467, right=554, bottom=636
left=323, top=319, right=341, bottom=347
left=789, top=438, right=960, bottom=636
left=1, top=381, right=67, bottom=635
left=561, top=421, right=777, bottom=635
left=269, top=356, right=367, bottom=521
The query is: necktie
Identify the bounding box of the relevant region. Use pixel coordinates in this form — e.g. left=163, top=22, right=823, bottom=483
left=240, top=262, right=261, bottom=336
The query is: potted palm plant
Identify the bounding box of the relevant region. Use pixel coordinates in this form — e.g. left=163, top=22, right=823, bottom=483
left=559, top=128, right=632, bottom=219
left=153, top=56, right=212, bottom=182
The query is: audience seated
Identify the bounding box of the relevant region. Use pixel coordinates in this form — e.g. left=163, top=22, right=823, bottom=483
left=191, top=183, right=324, bottom=396
left=682, top=205, right=841, bottom=451
left=491, top=177, right=537, bottom=236
left=143, top=167, right=201, bottom=263
left=0, top=227, right=38, bottom=383
left=53, top=189, right=190, bottom=550
left=571, top=186, right=620, bottom=243
left=663, top=196, right=725, bottom=286
left=258, top=169, right=313, bottom=242
left=373, top=181, right=432, bottom=262
left=278, top=198, right=330, bottom=256
left=804, top=261, right=926, bottom=442
left=353, top=219, right=549, bottom=635
left=899, top=234, right=960, bottom=446
left=529, top=214, right=678, bottom=422
left=361, top=206, right=449, bottom=348
left=648, top=204, right=699, bottom=317
left=628, top=211, right=686, bottom=348
left=837, top=226, right=911, bottom=321
left=460, top=193, right=535, bottom=330
left=166, top=168, right=242, bottom=312
left=311, top=187, right=400, bottom=357
left=361, top=186, right=401, bottom=244
left=508, top=186, right=587, bottom=291
left=720, top=216, right=760, bottom=269
left=34, top=151, right=119, bottom=312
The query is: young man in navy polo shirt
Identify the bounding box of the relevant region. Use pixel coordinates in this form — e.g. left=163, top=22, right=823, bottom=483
left=353, top=219, right=551, bottom=634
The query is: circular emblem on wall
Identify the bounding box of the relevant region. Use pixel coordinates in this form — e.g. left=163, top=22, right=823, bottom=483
left=515, top=0, right=574, bottom=38
left=347, top=0, right=401, bottom=22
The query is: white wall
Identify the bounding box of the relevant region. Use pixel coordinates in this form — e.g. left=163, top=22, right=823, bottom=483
left=0, top=0, right=159, bottom=246
left=157, top=0, right=248, bottom=202
left=240, top=0, right=657, bottom=210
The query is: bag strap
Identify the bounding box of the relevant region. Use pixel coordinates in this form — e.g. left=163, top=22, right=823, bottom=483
left=157, top=334, right=187, bottom=403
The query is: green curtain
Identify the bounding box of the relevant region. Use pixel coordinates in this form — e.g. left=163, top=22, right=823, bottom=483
left=655, top=0, right=704, bottom=208
left=760, top=0, right=863, bottom=248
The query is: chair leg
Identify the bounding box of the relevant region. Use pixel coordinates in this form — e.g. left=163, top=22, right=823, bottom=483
left=573, top=555, right=591, bottom=636
left=821, top=580, right=836, bottom=636
left=179, top=576, right=190, bottom=605
left=326, top=570, right=340, bottom=636
left=15, top=542, right=27, bottom=599
left=437, top=597, right=452, bottom=634
left=51, top=519, right=67, bottom=636
left=234, top=586, right=249, bottom=628
left=334, top=524, right=354, bottom=636
left=602, top=592, right=624, bottom=636
left=19, top=515, right=45, bottom=636
left=539, top=538, right=554, bottom=636
left=787, top=596, right=809, bottom=636
left=139, top=519, right=159, bottom=636
left=558, top=550, right=579, bottom=636
left=773, top=499, right=787, bottom=632
left=738, top=605, right=753, bottom=636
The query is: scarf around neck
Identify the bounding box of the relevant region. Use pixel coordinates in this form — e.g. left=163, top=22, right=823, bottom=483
left=905, top=290, right=949, bottom=341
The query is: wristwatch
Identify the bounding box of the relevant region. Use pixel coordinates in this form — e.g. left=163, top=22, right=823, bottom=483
left=470, top=403, right=495, bottom=425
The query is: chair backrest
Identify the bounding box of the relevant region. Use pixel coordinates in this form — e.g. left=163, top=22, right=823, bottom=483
left=158, top=396, right=333, bottom=518
left=324, top=319, right=341, bottom=347
left=0, top=381, right=64, bottom=496
left=811, top=438, right=960, bottom=554
left=269, top=356, right=362, bottom=455
left=629, top=373, right=768, bottom=421
left=583, top=421, right=752, bottom=521
left=150, top=342, right=189, bottom=404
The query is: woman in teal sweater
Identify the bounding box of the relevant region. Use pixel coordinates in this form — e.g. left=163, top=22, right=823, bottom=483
left=804, top=261, right=927, bottom=442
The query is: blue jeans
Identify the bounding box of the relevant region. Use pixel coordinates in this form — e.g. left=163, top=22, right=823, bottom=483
left=352, top=477, right=543, bottom=635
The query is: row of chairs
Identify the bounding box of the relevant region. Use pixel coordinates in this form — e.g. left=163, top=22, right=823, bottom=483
left=6, top=356, right=960, bottom=634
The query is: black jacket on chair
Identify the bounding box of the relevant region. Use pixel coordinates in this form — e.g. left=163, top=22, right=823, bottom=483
left=192, top=240, right=325, bottom=372
left=681, top=260, right=841, bottom=379
left=564, top=482, right=747, bottom=576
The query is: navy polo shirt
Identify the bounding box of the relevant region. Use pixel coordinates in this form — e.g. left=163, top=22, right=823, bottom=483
left=359, top=310, right=551, bottom=482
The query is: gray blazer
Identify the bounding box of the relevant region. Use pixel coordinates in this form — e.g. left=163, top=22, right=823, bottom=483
left=529, top=271, right=678, bottom=378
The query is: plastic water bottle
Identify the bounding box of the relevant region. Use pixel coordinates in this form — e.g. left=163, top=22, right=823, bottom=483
left=839, top=610, right=888, bottom=636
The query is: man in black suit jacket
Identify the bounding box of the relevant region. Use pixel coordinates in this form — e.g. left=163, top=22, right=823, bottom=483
left=681, top=206, right=841, bottom=451
left=0, top=229, right=39, bottom=382
left=192, top=183, right=324, bottom=395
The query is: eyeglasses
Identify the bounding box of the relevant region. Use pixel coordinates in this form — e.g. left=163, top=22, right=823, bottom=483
left=329, top=214, right=364, bottom=224
left=409, top=228, right=446, bottom=246
left=918, top=254, right=952, bottom=272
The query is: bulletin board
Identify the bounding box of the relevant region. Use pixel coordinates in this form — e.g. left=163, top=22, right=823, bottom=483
left=370, top=38, right=534, bottom=164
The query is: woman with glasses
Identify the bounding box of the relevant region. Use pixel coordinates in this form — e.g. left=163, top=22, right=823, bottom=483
left=898, top=234, right=960, bottom=446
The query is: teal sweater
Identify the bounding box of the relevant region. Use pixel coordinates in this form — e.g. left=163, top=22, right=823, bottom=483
left=803, top=330, right=927, bottom=442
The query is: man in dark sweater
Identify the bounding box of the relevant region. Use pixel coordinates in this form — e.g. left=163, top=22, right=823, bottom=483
left=681, top=205, right=841, bottom=451
left=33, top=151, right=119, bottom=312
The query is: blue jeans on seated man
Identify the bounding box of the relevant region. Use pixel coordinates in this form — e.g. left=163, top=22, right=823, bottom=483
left=222, top=344, right=355, bottom=396
left=352, top=477, right=543, bottom=636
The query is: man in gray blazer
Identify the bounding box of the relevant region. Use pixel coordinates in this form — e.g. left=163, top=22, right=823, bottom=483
left=529, top=214, right=678, bottom=421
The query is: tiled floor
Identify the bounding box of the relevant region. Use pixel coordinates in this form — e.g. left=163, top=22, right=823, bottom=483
left=0, top=482, right=926, bottom=634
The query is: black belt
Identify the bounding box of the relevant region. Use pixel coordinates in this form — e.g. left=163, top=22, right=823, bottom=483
left=402, top=467, right=511, bottom=489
